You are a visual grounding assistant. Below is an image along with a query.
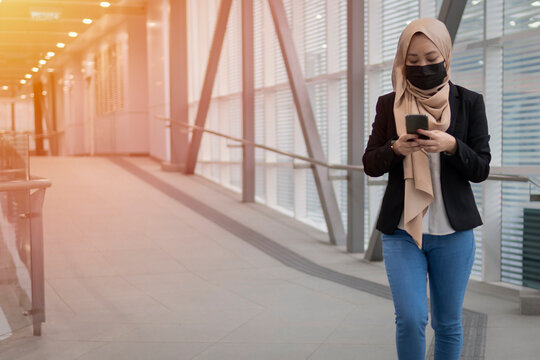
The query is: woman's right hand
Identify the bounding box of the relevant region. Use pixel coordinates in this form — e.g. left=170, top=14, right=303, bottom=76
left=392, top=134, right=421, bottom=156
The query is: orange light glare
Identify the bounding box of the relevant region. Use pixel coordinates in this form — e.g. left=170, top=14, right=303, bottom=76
left=47, top=51, right=55, bottom=57
left=32, top=67, right=39, bottom=72
left=69, top=32, right=78, bottom=37
left=56, top=42, right=65, bottom=48
left=2, top=86, right=8, bottom=91
left=20, top=80, right=27, bottom=84
left=39, top=59, right=46, bottom=65
left=100, top=2, right=111, bottom=8
left=25, top=74, right=32, bottom=79
left=83, top=18, right=93, bottom=24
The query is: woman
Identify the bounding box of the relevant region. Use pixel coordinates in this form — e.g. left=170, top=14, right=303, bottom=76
left=362, top=18, right=490, bottom=360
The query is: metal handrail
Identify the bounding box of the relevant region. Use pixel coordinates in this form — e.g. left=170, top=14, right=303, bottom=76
left=156, top=116, right=540, bottom=189
left=0, top=130, right=65, bottom=140
left=156, top=116, right=363, bottom=172
left=0, top=177, right=52, bottom=192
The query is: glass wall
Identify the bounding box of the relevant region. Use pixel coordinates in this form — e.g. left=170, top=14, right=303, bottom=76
left=188, top=0, right=348, bottom=232
left=188, top=0, right=540, bottom=286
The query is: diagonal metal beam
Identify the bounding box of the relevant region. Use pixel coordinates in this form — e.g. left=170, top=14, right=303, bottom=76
left=185, top=0, right=233, bottom=174
left=242, top=0, right=255, bottom=202
left=438, top=0, right=468, bottom=43
left=267, top=0, right=346, bottom=246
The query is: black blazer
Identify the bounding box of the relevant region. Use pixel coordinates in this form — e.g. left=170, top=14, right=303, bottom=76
left=362, top=82, right=491, bottom=235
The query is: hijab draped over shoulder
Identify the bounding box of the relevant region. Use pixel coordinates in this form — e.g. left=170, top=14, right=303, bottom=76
left=392, top=18, right=452, bottom=248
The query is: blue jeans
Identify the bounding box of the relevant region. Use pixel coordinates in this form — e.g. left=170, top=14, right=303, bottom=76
left=381, top=229, right=475, bottom=360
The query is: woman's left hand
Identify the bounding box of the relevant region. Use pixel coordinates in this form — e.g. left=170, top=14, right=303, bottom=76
left=415, top=129, right=458, bottom=154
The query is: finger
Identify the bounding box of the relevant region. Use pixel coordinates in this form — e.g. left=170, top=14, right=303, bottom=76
left=402, top=134, right=419, bottom=142
left=406, top=141, right=421, bottom=148
left=416, top=129, right=433, bottom=136
left=416, top=139, right=437, bottom=146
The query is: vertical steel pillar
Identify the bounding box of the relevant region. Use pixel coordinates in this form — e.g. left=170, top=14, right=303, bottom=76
left=32, top=80, right=45, bottom=155
left=267, top=0, right=346, bottom=246
left=242, top=0, right=255, bottom=203
left=167, top=0, right=189, bottom=172
left=348, top=0, right=365, bottom=253
left=185, top=0, right=233, bottom=174
left=438, top=0, right=468, bottom=43
left=44, top=73, right=59, bottom=155
left=11, top=101, right=15, bottom=131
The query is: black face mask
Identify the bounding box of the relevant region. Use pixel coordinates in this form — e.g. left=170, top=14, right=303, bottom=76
left=405, top=61, right=447, bottom=90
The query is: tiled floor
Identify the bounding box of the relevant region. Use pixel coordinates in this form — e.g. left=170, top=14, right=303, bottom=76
left=0, top=156, right=539, bottom=359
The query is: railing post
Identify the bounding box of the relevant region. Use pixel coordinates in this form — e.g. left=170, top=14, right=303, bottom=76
left=29, top=188, right=47, bottom=336
left=482, top=181, right=502, bottom=282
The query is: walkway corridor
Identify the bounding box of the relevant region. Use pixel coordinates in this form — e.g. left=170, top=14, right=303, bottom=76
left=0, top=157, right=539, bottom=360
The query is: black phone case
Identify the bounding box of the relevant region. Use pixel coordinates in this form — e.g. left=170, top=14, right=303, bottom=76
left=405, top=114, right=429, bottom=139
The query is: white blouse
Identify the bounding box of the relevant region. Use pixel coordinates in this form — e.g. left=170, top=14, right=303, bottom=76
left=398, top=152, right=455, bottom=235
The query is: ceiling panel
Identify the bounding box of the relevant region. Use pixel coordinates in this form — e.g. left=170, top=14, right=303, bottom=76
left=0, top=0, right=146, bottom=93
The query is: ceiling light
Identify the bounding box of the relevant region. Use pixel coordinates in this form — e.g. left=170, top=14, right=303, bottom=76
left=509, top=20, right=516, bottom=26
left=47, top=51, right=55, bottom=57
left=100, top=1, right=111, bottom=8
left=20, top=80, right=27, bottom=84
left=39, top=59, right=46, bottom=65
left=69, top=32, right=78, bottom=38
left=32, top=67, right=39, bottom=72
left=528, top=21, right=540, bottom=28
left=56, top=42, right=65, bottom=48
left=42, top=91, right=47, bottom=96
left=2, top=86, right=8, bottom=91
left=83, top=18, right=93, bottom=24
left=25, top=74, right=32, bottom=79
left=21, top=95, right=27, bottom=99
left=532, top=1, right=540, bottom=7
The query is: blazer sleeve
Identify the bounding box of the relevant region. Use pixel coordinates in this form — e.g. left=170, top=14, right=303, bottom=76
left=443, top=93, right=491, bottom=183
left=362, top=96, right=404, bottom=177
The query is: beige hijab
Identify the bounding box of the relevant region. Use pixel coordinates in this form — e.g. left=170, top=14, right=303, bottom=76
left=392, top=18, right=452, bottom=249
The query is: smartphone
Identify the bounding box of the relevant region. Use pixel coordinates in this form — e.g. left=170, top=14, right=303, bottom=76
left=405, top=114, right=429, bottom=140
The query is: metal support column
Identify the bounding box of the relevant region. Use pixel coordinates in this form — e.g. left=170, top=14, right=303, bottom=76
left=11, top=101, right=15, bottom=132
left=438, top=0, right=468, bottom=43
left=41, top=74, right=59, bottom=156
left=242, top=0, right=255, bottom=203
left=267, top=0, right=346, bottom=246
left=185, top=0, right=233, bottom=174
left=348, top=0, right=366, bottom=253
left=32, top=80, right=45, bottom=155
left=166, top=0, right=190, bottom=172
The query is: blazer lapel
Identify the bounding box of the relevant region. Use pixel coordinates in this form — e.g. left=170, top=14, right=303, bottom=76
left=447, top=81, right=460, bottom=135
